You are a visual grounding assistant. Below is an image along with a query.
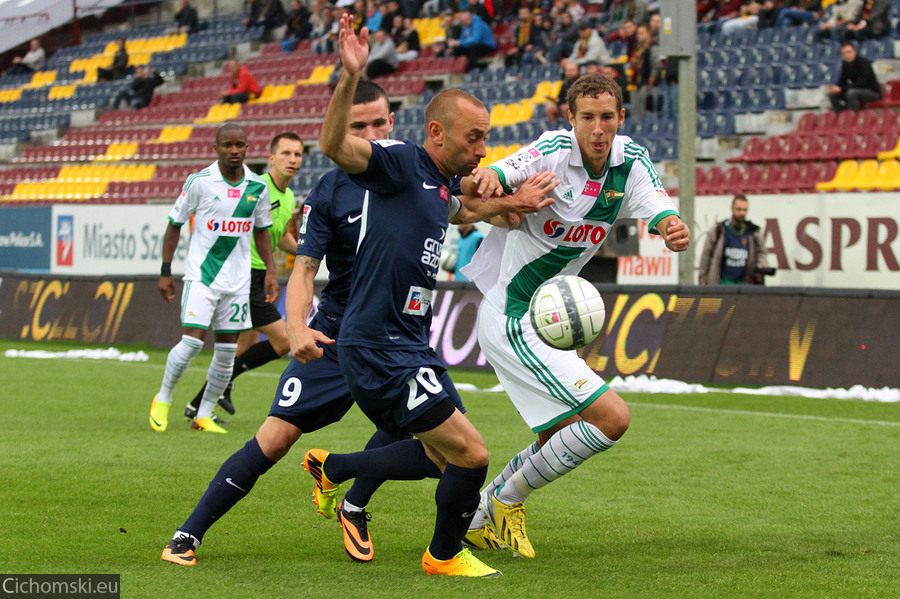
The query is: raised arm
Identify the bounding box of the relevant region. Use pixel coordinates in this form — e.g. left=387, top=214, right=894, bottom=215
left=319, top=14, right=373, bottom=174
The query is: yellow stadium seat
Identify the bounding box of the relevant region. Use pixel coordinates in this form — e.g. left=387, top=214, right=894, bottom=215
left=816, top=160, right=858, bottom=192
left=853, top=160, right=881, bottom=191
left=873, top=159, right=900, bottom=191
left=0, top=88, right=24, bottom=103
left=489, top=104, right=508, bottom=128
left=876, top=135, right=900, bottom=161
left=48, top=85, right=76, bottom=99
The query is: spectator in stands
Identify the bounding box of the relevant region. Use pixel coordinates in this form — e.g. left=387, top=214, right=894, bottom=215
left=382, top=0, right=404, bottom=26
left=448, top=10, right=497, bottom=71
left=350, top=0, right=367, bottom=31
left=756, top=0, right=783, bottom=29
left=244, top=0, right=288, bottom=37
left=396, top=16, right=421, bottom=62
left=98, top=38, right=130, bottom=82
left=111, top=65, right=164, bottom=109
left=366, top=28, right=399, bottom=78
left=774, top=0, right=821, bottom=28
left=815, top=0, right=863, bottom=42
left=628, top=23, right=659, bottom=120
left=282, top=0, right=313, bottom=51
left=829, top=40, right=881, bottom=111
left=698, top=194, right=769, bottom=285
left=505, top=7, right=545, bottom=68
left=720, top=0, right=763, bottom=35
left=605, top=19, right=637, bottom=56
left=540, top=10, right=578, bottom=64
left=568, top=19, right=611, bottom=68
left=699, top=0, right=743, bottom=33
left=658, top=54, right=678, bottom=118
left=844, top=0, right=891, bottom=40
left=7, top=38, right=46, bottom=75
left=311, top=3, right=339, bottom=54
left=174, top=0, right=200, bottom=34
left=222, top=59, right=262, bottom=103
left=605, top=0, right=648, bottom=38
left=545, top=58, right=580, bottom=124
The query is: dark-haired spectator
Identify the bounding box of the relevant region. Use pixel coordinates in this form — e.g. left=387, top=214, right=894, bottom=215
left=658, top=54, right=678, bottom=118
left=244, top=0, right=288, bottom=37
left=281, top=0, right=313, bottom=52
left=756, top=0, right=783, bottom=29
left=311, top=4, right=339, bottom=54
left=568, top=20, right=611, bottom=68
left=816, top=0, right=863, bottom=41
left=699, top=0, right=743, bottom=32
left=396, top=17, right=421, bottom=62
left=844, top=0, right=891, bottom=40
left=98, top=38, right=130, bottom=82
left=7, top=38, right=46, bottom=75
left=699, top=195, right=768, bottom=286
left=505, top=7, right=545, bottom=68
left=606, top=19, right=637, bottom=56
left=545, top=59, right=580, bottom=124
left=222, top=59, right=262, bottom=103
left=628, top=23, right=659, bottom=120
left=366, top=28, right=399, bottom=78
left=829, top=40, right=881, bottom=112
left=774, top=0, right=821, bottom=28
left=605, top=0, right=648, bottom=37
left=112, top=65, right=164, bottom=109
left=469, top=0, right=495, bottom=24
left=449, top=11, right=497, bottom=71
left=350, top=0, right=366, bottom=31
left=174, top=0, right=200, bottom=33
left=540, top=11, right=578, bottom=64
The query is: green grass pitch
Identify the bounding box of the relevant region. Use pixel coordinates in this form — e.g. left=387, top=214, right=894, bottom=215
left=0, top=339, right=897, bottom=598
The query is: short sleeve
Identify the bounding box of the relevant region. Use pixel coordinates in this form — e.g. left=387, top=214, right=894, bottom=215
left=296, top=173, right=336, bottom=260
left=619, top=154, right=678, bottom=234
left=168, top=177, right=198, bottom=225
left=350, top=140, right=415, bottom=196
left=253, top=185, right=273, bottom=229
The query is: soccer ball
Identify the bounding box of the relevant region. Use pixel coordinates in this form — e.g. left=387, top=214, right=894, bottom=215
left=528, top=275, right=605, bottom=350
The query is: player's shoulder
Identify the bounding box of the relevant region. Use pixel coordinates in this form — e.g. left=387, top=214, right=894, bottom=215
left=182, top=166, right=213, bottom=192
left=531, top=129, right=574, bottom=157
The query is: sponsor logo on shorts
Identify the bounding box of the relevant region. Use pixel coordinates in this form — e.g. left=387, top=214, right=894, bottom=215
left=574, top=378, right=588, bottom=389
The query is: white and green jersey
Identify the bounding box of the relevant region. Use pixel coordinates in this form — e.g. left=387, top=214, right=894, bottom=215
left=168, top=161, right=272, bottom=294
left=462, top=130, right=678, bottom=318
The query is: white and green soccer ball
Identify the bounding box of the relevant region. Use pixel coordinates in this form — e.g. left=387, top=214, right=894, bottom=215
left=528, top=275, right=605, bottom=350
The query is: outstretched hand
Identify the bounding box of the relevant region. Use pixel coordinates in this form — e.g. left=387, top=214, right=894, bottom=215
left=509, top=171, right=558, bottom=213
left=337, top=13, right=368, bottom=76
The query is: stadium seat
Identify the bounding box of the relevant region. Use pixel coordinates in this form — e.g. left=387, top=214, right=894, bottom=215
left=816, top=160, right=859, bottom=192
left=872, top=159, right=900, bottom=191
left=852, top=159, right=882, bottom=191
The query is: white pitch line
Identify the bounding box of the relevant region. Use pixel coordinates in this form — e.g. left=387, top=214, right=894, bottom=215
left=630, top=402, right=900, bottom=427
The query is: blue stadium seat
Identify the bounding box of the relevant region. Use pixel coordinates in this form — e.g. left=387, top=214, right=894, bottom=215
left=715, top=112, right=736, bottom=135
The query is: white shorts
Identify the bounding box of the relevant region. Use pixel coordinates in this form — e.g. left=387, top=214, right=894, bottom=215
left=477, top=300, right=608, bottom=433
left=180, top=280, right=251, bottom=333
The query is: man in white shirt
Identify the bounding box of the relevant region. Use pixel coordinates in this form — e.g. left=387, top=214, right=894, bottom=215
left=460, top=73, right=690, bottom=558
left=149, top=123, right=278, bottom=434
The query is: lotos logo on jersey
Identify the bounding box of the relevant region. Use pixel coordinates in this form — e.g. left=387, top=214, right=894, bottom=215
left=57, top=215, right=74, bottom=266
left=543, top=220, right=566, bottom=238
left=402, top=286, right=433, bottom=316
left=542, top=219, right=608, bottom=245
left=207, top=218, right=252, bottom=235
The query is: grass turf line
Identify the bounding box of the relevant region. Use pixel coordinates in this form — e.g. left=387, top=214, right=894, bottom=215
left=0, top=340, right=897, bottom=598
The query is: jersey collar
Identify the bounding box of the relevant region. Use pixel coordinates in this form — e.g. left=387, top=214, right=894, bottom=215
left=567, top=130, right=626, bottom=180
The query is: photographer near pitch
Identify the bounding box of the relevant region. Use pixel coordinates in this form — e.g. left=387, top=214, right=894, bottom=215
left=699, top=194, right=772, bottom=285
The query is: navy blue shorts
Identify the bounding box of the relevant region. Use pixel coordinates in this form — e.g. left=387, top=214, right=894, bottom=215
left=267, top=312, right=354, bottom=433
left=337, top=345, right=464, bottom=438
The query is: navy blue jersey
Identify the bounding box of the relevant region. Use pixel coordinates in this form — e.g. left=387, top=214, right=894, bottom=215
left=296, top=167, right=367, bottom=321
left=338, top=141, right=454, bottom=350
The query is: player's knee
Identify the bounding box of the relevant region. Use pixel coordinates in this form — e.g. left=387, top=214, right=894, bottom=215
left=605, top=402, right=631, bottom=441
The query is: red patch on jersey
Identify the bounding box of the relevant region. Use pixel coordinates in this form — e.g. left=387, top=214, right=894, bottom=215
left=227, top=188, right=241, bottom=198
left=582, top=181, right=602, bottom=198
left=440, top=185, right=449, bottom=201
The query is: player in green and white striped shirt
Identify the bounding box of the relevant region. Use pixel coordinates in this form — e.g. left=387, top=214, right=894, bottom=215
left=150, top=123, right=278, bottom=434
left=460, top=74, right=690, bottom=557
